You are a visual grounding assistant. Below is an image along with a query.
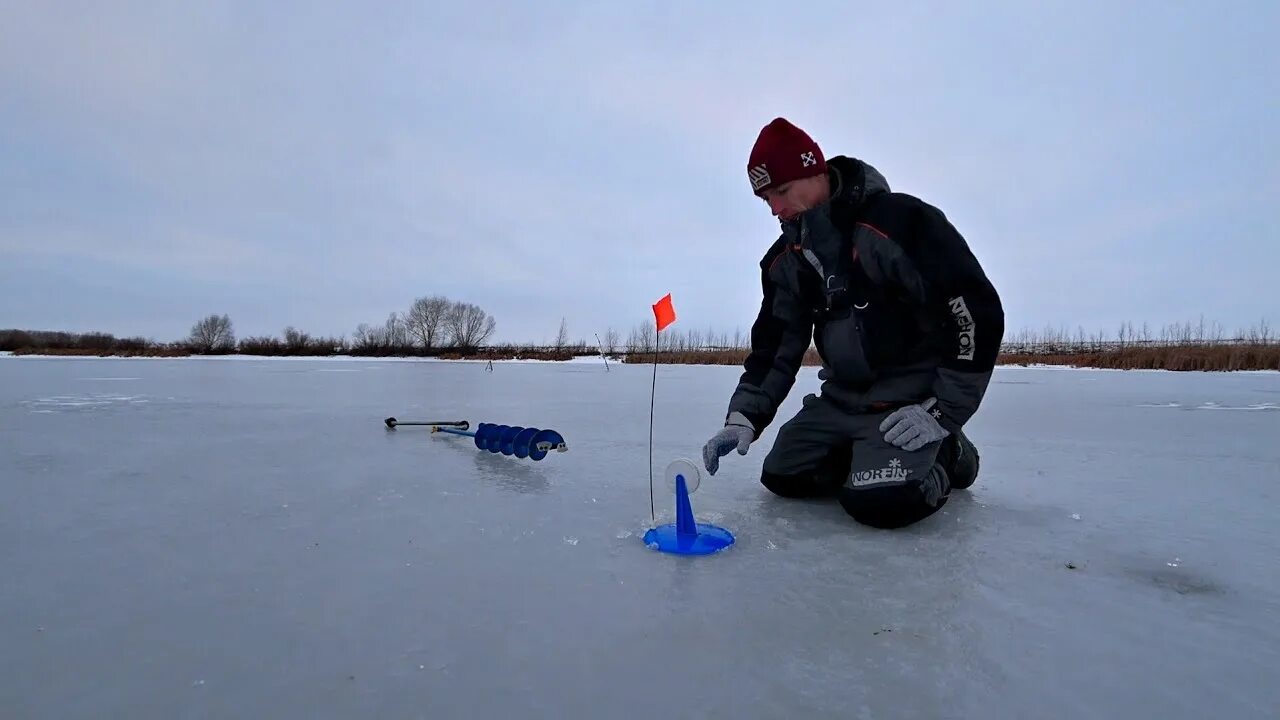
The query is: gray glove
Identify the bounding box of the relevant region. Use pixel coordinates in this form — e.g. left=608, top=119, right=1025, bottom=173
left=879, top=398, right=950, bottom=452
left=702, top=411, right=755, bottom=475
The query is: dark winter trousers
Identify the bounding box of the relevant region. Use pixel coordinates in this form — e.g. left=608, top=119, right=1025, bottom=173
left=759, top=388, right=977, bottom=529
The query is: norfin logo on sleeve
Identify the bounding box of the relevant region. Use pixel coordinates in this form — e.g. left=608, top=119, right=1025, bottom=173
left=949, top=295, right=975, bottom=360
left=749, top=164, right=771, bottom=191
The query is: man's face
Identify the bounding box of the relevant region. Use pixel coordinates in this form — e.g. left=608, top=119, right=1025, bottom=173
left=759, top=175, right=829, bottom=222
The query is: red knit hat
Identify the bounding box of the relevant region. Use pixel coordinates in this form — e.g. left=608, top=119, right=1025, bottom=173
left=747, top=117, right=826, bottom=195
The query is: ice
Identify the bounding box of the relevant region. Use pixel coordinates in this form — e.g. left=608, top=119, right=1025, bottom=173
left=1196, top=402, right=1280, bottom=411
left=1, top=356, right=1278, bottom=718
left=18, top=392, right=155, bottom=413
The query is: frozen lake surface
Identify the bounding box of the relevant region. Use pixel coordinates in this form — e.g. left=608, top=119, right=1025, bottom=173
left=2, top=355, right=1278, bottom=719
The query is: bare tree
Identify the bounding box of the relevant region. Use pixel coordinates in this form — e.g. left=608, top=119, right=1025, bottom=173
left=189, top=313, right=235, bottom=352
left=603, top=327, right=620, bottom=355
left=446, top=302, right=496, bottom=348
left=283, top=326, right=310, bottom=352
left=382, top=312, right=409, bottom=348
left=351, top=322, right=385, bottom=350
left=1209, top=319, right=1225, bottom=345
left=406, top=295, right=451, bottom=349
left=554, top=317, right=569, bottom=348
left=627, top=319, right=655, bottom=353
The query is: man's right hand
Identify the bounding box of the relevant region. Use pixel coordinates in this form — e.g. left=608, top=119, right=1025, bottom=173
left=702, top=412, right=755, bottom=475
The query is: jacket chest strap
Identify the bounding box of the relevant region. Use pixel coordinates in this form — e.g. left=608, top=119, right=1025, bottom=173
left=823, top=274, right=848, bottom=311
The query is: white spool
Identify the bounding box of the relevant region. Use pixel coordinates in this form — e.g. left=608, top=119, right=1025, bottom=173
left=664, top=458, right=701, bottom=495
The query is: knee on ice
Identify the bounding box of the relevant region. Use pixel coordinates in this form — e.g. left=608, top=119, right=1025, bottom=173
left=837, top=467, right=950, bottom=529
left=760, top=470, right=840, bottom=499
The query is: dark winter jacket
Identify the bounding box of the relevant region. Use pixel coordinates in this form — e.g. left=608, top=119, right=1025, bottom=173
left=726, top=155, right=1005, bottom=436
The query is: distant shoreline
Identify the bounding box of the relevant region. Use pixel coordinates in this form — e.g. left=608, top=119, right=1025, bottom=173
left=4, top=345, right=1279, bottom=372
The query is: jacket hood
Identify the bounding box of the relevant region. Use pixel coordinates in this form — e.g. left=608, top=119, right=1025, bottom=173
left=827, top=155, right=890, bottom=210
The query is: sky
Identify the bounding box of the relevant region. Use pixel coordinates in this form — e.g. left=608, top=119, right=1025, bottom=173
left=2, top=1, right=1277, bottom=346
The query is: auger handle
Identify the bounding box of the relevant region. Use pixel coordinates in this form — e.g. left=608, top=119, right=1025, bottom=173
left=384, top=417, right=470, bottom=430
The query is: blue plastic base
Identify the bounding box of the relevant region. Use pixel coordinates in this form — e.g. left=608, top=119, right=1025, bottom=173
left=642, top=523, right=735, bottom=555
left=642, top=472, right=734, bottom=555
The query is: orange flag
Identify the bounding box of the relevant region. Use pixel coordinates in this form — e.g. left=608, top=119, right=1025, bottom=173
left=652, top=293, right=676, bottom=332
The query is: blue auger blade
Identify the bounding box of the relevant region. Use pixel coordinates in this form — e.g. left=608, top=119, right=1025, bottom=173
left=512, top=427, right=539, bottom=458
left=499, top=426, right=524, bottom=455
left=483, top=422, right=504, bottom=450
left=484, top=424, right=506, bottom=453
left=528, top=429, right=567, bottom=461
left=429, top=420, right=566, bottom=462
left=473, top=422, right=494, bottom=451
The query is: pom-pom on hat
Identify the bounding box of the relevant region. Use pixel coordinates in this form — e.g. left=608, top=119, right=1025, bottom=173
left=747, top=117, right=826, bottom=195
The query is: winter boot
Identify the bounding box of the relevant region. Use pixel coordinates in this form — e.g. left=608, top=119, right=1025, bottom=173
left=940, top=429, right=980, bottom=490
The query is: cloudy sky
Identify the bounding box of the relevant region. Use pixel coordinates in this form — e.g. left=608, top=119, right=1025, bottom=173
left=2, top=2, right=1276, bottom=345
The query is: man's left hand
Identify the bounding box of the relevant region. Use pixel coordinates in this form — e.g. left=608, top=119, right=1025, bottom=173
left=879, top=398, right=950, bottom=452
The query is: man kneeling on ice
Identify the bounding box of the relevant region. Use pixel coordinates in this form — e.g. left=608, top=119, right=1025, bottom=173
left=703, top=117, right=1005, bottom=529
